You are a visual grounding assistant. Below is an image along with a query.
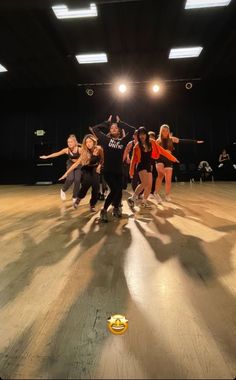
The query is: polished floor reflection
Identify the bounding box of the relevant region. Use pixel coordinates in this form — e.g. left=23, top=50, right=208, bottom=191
left=0, top=182, right=236, bottom=379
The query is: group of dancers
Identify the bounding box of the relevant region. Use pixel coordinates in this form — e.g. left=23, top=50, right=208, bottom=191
left=40, top=116, right=204, bottom=222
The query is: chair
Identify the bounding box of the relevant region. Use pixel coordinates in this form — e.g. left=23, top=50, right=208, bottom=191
left=188, top=163, right=201, bottom=182
left=176, top=163, right=189, bottom=182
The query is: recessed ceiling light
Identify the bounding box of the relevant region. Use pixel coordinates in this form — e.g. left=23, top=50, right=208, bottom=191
left=52, top=3, right=97, bottom=19
left=118, top=84, right=127, bottom=93
left=76, top=53, right=108, bottom=64
left=0, top=64, right=7, bottom=72
left=169, top=47, right=203, bottom=59
left=185, top=0, right=231, bottom=9
left=152, top=84, right=160, bottom=93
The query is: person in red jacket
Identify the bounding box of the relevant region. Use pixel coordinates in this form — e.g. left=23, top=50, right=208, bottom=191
left=128, top=127, right=178, bottom=208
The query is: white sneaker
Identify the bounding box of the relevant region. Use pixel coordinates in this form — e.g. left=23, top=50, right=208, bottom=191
left=165, top=194, right=172, bottom=202
left=233, top=164, right=236, bottom=169
left=60, top=189, right=66, bottom=201
left=73, top=198, right=79, bottom=208
left=149, top=193, right=155, bottom=199
left=154, top=193, right=162, bottom=204
left=218, top=163, right=223, bottom=168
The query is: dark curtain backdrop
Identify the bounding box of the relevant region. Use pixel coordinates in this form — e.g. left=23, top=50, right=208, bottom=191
left=0, top=80, right=236, bottom=184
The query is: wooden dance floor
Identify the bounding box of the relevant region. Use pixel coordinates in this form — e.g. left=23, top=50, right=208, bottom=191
left=0, top=182, right=236, bottom=379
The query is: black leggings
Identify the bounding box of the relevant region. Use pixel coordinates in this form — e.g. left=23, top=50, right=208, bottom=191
left=103, top=172, right=123, bottom=210
left=78, top=168, right=100, bottom=206
left=62, top=161, right=82, bottom=198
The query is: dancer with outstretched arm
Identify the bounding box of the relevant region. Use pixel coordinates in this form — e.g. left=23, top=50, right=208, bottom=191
left=40, top=134, right=82, bottom=206
left=92, top=115, right=135, bottom=222
left=59, top=134, right=103, bottom=212
left=155, top=124, right=204, bottom=203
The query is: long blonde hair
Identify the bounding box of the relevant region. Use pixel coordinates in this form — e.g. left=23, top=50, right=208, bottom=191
left=80, top=134, right=97, bottom=166
left=159, top=124, right=170, bottom=140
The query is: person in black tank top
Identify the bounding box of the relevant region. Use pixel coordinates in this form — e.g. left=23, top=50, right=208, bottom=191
left=218, top=148, right=236, bottom=171
left=137, top=149, right=152, bottom=173
left=59, top=134, right=103, bottom=212
left=128, top=127, right=153, bottom=209
left=40, top=134, right=82, bottom=204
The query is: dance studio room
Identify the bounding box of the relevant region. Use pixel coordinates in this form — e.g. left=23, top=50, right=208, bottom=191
left=0, top=0, right=236, bottom=379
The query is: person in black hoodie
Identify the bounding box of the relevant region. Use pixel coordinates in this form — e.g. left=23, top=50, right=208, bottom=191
left=92, top=115, right=135, bottom=222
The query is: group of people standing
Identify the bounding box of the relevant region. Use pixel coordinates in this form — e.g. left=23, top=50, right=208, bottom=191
left=40, top=116, right=203, bottom=222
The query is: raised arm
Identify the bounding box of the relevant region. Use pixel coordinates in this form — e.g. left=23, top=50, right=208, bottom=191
left=171, top=136, right=180, bottom=143
left=156, top=143, right=179, bottom=163
left=176, top=138, right=204, bottom=144
left=89, top=127, right=99, bottom=140
left=117, top=115, right=135, bottom=138
left=91, top=115, right=112, bottom=145
left=40, top=148, right=68, bottom=159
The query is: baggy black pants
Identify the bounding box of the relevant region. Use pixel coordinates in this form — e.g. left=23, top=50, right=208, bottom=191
left=62, top=160, right=82, bottom=198
left=78, top=167, right=100, bottom=206
left=103, top=172, right=123, bottom=210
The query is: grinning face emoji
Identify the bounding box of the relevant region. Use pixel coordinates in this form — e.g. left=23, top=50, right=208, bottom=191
left=107, top=314, right=128, bottom=335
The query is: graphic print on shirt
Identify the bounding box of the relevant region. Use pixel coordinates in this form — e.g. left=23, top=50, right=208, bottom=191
left=108, top=139, right=124, bottom=150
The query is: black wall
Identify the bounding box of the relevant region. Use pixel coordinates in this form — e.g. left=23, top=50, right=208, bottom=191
left=0, top=80, right=236, bottom=184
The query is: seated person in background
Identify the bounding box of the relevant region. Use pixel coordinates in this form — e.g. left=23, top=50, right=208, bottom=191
left=218, top=149, right=236, bottom=169
left=198, top=161, right=213, bottom=181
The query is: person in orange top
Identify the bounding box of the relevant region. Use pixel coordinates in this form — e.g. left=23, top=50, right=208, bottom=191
left=128, top=127, right=178, bottom=209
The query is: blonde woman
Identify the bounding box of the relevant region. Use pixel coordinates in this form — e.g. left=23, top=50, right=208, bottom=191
left=59, top=134, right=103, bottom=212
left=155, top=124, right=204, bottom=202
left=40, top=135, right=82, bottom=204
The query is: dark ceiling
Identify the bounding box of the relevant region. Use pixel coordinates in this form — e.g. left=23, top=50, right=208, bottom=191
left=0, top=0, right=235, bottom=90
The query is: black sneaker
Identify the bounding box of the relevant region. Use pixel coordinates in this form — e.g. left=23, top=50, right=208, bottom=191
left=113, top=207, right=122, bottom=218
left=100, top=209, right=108, bottom=223
left=112, top=202, right=122, bottom=208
